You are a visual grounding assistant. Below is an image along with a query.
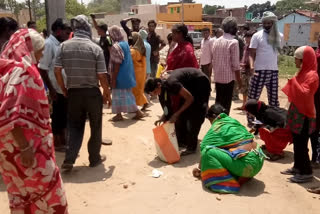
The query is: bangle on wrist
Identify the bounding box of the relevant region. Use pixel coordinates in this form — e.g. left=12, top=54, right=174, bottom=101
left=21, top=145, right=32, bottom=152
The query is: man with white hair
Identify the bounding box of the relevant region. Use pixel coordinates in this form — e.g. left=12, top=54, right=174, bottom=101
left=247, top=11, right=283, bottom=127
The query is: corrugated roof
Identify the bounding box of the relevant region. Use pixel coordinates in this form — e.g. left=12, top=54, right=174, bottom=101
left=295, top=9, right=319, bottom=18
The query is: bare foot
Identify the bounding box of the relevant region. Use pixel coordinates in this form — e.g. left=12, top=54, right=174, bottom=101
left=132, top=111, right=145, bottom=120
left=109, top=114, right=124, bottom=122
left=141, top=103, right=150, bottom=112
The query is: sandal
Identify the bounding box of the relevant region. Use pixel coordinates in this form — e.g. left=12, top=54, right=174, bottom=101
left=307, top=187, right=320, bottom=194
left=234, top=106, right=245, bottom=111
left=281, top=167, right=300, bottom=175
left=102, top=139, right=112, bottom=146
left=180, top=150, right=196, bottom=156
left=109, top=115, right=124, bottom=122
left=289, top=174, right=313, bottom=183
left=89, top=155, right=107, bottom=167
left=268, top=153, right=285, bottom=161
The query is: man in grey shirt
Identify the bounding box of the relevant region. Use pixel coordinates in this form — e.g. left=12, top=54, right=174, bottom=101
left=55, top=15, right=111, bottom=171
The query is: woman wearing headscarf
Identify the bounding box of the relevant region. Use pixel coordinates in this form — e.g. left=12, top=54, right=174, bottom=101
left=131, top=32, right=148, bottom=111
left=311, top=36, right=320, bottom=168
left=245, top=99, right=292, bottom=161
left=0, top=29, right=68, bottom=213
left=281, top=46, right=319, bottom=183
left=166, top=24, right=199, bottom=71
left=192, top=104, right=265, bottom=194
left=108, top=26, right=144, bottom=121
left=307, top=37, right=320, bottom=194
left=139, top=29, right=151, bottom=79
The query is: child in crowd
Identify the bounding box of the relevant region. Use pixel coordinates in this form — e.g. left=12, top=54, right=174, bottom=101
left=235, top=31, right=256, bottom=111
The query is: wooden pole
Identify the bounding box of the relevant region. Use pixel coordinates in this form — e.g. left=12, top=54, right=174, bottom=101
left=27, top=0, right=32, bottom=21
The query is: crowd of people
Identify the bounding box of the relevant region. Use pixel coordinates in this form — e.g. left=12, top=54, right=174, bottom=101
left=0, top=9, right=320, bottom=213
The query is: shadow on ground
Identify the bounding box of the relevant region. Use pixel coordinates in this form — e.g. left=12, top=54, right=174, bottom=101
left=61, top=165, right=115, bottom=184
left=200, top=178, right=266, bottom=197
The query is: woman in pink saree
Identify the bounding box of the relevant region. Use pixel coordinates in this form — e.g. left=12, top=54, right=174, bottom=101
left=0, top=29, right=68, bottom=213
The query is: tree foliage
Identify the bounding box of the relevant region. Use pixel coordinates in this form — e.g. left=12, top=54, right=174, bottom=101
left=275, top=0, right=318, bottom=16
left=66, top=0, right=88, bottom=19
left=87, top=0, right=120, bottom=14
left=247, top=1, right=276, bottom=18
left=203, top=4, right=224, bottom=15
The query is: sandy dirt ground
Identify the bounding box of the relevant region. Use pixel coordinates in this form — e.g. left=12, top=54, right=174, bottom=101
left=1, top=79, right=320, bottom=214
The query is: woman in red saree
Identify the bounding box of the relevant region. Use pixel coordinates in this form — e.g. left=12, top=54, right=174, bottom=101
left=166, top=24, right=199, bottom=71
left=0, top=29, right=68, bottom=213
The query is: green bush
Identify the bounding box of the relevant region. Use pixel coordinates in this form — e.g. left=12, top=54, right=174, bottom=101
left=278, top=54, right=297, bottom=77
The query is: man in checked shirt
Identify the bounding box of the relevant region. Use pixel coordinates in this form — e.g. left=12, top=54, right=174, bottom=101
left=212, top=17, right=242, bottom=115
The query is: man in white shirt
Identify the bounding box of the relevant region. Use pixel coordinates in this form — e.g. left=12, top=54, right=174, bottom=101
left=38, top=19, right=70, bottom=151
left=247, top=11, right=283, bottom=126
left=200, top=27, right=214, bottom=82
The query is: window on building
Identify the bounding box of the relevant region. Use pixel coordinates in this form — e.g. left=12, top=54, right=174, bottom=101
left=171, top=8, right=174, bottom=14
left=177, top=7, right=180, bottom=13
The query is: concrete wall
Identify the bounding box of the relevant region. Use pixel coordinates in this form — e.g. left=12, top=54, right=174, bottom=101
left=18, top=9, right=31, bottom=27
left=278, top=13, right=313, bottom=34
left=215, top=8, right=247, bottom=25
left=102, top=13, right=156, bottom=29
left=158, top=3, right=202, bottom=22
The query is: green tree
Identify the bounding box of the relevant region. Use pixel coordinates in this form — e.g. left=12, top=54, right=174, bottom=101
left=203, top=5, right=224, bottom=15
left=248, top=1, right=276, bottom=18
left=66, top=0, right=88, bottom=19
left=275, top=0, right=318, bottom=16
left=87, top=0, right=120, bottom=14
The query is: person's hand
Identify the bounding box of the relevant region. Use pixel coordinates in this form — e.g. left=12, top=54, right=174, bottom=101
left=111, top=79, right=116, bottom=89
left=20, top=147, right=35, bottom=168
left=154, top=116, right=165, bottom=126
left=169, top=113, right=179, bottom=123
left=250, top=67, right=255, bottom=75
left=62, top=88, right=68, bottom=98
left=49, top=89, right=57, bottom=101
left=103, top=90, right=112, bottom=107
left=90, top=14, right=96, bottom=19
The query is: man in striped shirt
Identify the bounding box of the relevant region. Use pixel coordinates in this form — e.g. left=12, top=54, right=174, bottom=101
left=212, top=17, right=242, bottom=115
left=54, top=15, right=111, bottom=171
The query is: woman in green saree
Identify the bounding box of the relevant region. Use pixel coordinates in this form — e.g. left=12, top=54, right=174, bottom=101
left=193, top=104, right=265, bottom=194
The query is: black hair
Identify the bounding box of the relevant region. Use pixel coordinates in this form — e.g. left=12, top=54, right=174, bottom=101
left=144, top=78, right=162, bottom=94
left=51, top=18, right=67, bottom=32
left=0, top=17, right=18, bottom=36
left=98, top=23, right=108, bottom=32
left=243, top=24, right=250, bottom=31
left=42, top=29, right=48, bottom=37
left=172, top=23, right=193, bottom=46
left=222, top=17, right=238, bottom=35
left=244, top=30, right=256, bottom=38
left=202, top=27, right=210, bottom=32
left=148, top=20, right=157, bottom=27
left=27, top=20, right=36, bottom=28
left=131, top=18, right=141, bottom=24
left=167, top=32, right=172, bottom=42
left=206, top=104, right=228, bottom=119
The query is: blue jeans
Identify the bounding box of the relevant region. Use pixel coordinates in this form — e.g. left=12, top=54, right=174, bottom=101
left=64, top=88, right=103, bottom=165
